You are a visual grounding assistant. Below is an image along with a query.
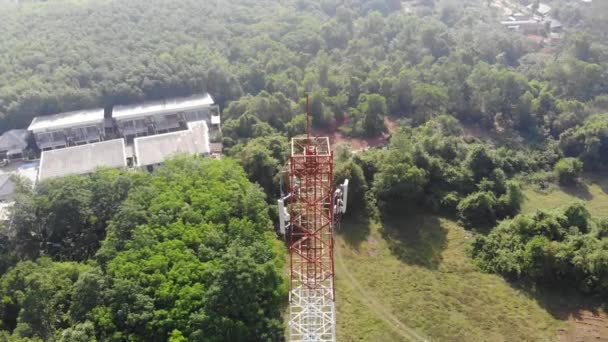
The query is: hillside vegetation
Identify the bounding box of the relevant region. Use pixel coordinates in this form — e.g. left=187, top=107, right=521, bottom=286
left=0, top=158, right=286, bottom=341
left=0, top=0, right=608, bottom=340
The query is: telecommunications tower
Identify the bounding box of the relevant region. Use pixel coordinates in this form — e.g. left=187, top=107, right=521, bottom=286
left=278, top=96, right=349, bottom=342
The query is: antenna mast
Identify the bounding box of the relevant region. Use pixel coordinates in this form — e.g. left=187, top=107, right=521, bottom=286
left=306, top=94, right=310, bottom=141
left=277, top=97, right=349, bottom=342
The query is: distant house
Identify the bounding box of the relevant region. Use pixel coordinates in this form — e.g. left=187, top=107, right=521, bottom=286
left=501, top=19, right=543, bottom=33
left=511, top=12, right=530, bottom=21
left=527, top=3, right=552, bottom=16
left=549, top=18, right=563, bottom=33
left=112, top=94, right=219, bottom=141
left=28, top=108, right=106, bottom=151
left=0, top=129, right=29, bottom=161
left=0, top=174, right=15, bottom=203
left=0, top=174, right=15, bottom=223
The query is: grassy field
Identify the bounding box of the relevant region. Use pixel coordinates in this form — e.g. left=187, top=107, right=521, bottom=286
left=522, top=172, right=608, bottom=218
left=303, top=174, right=608, bottom=341
left=334, top=215, right=566, bottom=341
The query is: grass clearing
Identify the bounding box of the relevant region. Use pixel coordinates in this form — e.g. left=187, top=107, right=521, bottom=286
left=523, top=172, right=608, bottom=218
left=319, top=174, right=608, bottom=341
left=335, top=215, right=565, bottom=341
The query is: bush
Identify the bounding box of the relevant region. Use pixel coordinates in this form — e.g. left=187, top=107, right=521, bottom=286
left=554, top=157, right=583, bottom=185
left=457, top=191, right=497, bottom=229
left=472, top=204, right=608, bottom=296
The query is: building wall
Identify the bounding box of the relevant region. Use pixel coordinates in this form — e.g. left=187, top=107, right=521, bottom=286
left=34, top=123, right=105, bottom=151
left=115, top=104, right=220, bottom=141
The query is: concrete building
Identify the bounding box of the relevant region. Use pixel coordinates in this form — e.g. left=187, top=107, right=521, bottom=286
left=23, top=93, right=221, bottom=180
left=0, top=129, right=29, bottom=161
left=0, top=174, right=15, bottom=203
left=112, top=94, right=219, bottom=141
left=28, top=108, right=106, bottom=151
left=501, top=19, right=543, bottom=33
left=527, top=2, right=552, bottom=16
left=134, top=120, right=210, bottom=170
left=38, top=139, right=127, bottom=181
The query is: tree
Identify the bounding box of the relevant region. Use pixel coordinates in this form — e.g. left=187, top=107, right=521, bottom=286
left=569, top=32, right=593, bottom=62
left=0, top=258, right=92, bottom=341
left=559, top=114, right=608, bottom=170
left=466, top=146, right=496, bottom=182
left=457, top=191, right=497, bottom=229
left=334, top=160, right=368, bottom=214
left=94, top=157, right=287, bottom=341
left=357, top=93, right=387, bottom=136
left=555, top=158, right=583, bottom=185
left=472, top=204, right=608, bottom=296
left=236, top=135, right=289, bottom=199
left=412, top=83, right=448, bottom=124
left=9, top=170, right=141, bottom=261
left=373, top=161, right=428, bottom=209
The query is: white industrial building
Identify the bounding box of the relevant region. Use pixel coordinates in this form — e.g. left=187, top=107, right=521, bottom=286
left=28, top=108, right=106, bottom=151
left=134, top=120, right=210, bottom=170
left=0, top=129, right=29, bottom=161
left=38, top=139, right=128, bottom=181
left=113, top=94, right=220, bottom=141
left=23, top=93, right=221, bottom=181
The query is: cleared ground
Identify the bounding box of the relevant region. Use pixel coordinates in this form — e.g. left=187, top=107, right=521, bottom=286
left=334, top=215, right=565, bottom=341
left=325, top=174, right=608, bottom=341
left=523, top=172, right=608, bottom=218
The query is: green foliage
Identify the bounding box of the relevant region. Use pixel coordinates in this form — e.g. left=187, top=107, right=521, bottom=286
left=554, top=157, right=584, bottom=184
left=232, top=135, right=289, bottom=198
left=472, top=203, right=608, bottom=296
left=357, top=93, right=388, bottom=136
left=559, top=114, right=608, bottom=170
left=0, top=258, right=92, bottom=340
left=0, top=157, right=286, bottom=341
left=412, top=83, right=448, bottom=123
left=10, top=169, right=144, bottom=261
left=334, top=159, right=369, bottom=215
left=466, top=146, right=496, bottom=182
left=94, top=157, right=286, bottom=341
left=371, top=117, right=530, bottom=226
left=457, top=191, right=497, bottom=229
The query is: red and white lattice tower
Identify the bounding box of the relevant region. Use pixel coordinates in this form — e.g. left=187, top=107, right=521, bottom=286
left=278, top=97, right=348, bottom=342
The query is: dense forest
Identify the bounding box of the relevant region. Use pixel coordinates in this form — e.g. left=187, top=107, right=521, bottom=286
left=1, top=0, right=608, bottom=340
left=1, top=159, right=286, bottom=341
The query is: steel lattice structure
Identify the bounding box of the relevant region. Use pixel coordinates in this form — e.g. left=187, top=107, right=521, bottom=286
left=287, top=136, right=336, bottom=342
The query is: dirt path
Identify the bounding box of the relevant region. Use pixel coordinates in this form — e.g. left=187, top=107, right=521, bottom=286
left=557, top=311, right=608, bottom=342
left=335, top=244, right=428, bottom=342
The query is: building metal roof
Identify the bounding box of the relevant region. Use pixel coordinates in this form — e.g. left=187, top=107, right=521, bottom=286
left=549, top=18, right=563, bottom=29
left=0, top=129, right=29, bottom=153
left=39, top=139, right=127, bottom=180
left=0, top=174, right=15, bottom=202
left=28, top=108, right=105, bottom=134
left=527, top=3, right=552, bottom=15
left=113, top=94, right=215, bottom=121
left=134, top=120, right=210, bottom=167
left=501, top=20, right=540, bottom=26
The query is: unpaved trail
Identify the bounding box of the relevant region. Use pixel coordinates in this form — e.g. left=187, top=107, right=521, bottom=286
left=335, top=244, right=429, bottom=342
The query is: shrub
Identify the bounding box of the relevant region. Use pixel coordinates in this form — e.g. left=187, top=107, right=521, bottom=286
left=472, top=204, right=608, bottom=296
left=554, top=157, right=583, bottom=185
left=457, top=191, right=497, bottom=229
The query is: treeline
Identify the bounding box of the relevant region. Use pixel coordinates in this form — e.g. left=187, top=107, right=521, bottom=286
left=0, top=0, right=608, bottom=328
left=0, top=158, right=286, bottom=341
left=1, top=0, right=607, bottom=137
